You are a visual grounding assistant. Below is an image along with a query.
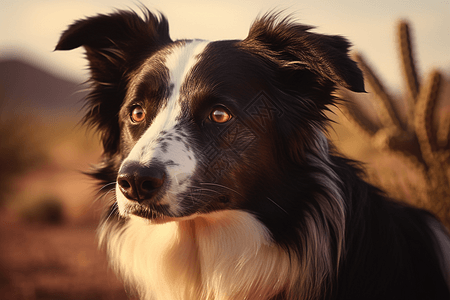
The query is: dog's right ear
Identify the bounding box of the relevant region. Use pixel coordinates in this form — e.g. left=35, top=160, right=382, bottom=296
left=55, top=9, right=171, bottom=81
left=55, top=9, right=171, bottom=157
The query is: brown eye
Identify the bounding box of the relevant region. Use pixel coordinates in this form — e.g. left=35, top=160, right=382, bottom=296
left=131, top=106, right=146, bottom=123
left=210, top=107, right=232, bottom=123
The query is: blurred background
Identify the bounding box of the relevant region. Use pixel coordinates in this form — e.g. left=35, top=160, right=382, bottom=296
left=1, top=0, right=449, bottom=299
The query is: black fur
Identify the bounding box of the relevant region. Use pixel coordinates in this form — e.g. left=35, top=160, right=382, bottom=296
left=56, top=8, right=450, bottom=300
left=55, top=9, right=172, bottom=180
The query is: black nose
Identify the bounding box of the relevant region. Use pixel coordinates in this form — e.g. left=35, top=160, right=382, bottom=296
left=117, top=162, right=166, bottom=202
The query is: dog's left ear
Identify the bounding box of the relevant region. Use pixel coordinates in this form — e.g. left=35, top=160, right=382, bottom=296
left=241, top=14, right=365, bottom=93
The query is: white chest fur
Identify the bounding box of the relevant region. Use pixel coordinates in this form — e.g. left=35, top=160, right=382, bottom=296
left=101, top=211, right=296, bottom=300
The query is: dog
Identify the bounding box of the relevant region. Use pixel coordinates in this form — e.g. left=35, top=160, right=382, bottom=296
left=56, top=8, right=450, bottom=300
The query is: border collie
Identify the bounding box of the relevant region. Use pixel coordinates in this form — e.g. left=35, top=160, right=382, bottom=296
left=56, top=8, right=450, bottom=300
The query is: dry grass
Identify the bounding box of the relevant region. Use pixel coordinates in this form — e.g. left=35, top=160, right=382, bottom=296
left=337, top=20, right=450, bottom=229
left=0, top=218, right=133, bottom=300
left=0, top=115, right=133, bottom=299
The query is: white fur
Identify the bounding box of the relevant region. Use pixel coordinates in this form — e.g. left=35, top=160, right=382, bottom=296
left=117, top=40, right=210, bottom=216
left=100, top=211, right=296, bottom=300
left=427, top=217, right=450, bottom=289
left=298, top=129, right=346, bottom=299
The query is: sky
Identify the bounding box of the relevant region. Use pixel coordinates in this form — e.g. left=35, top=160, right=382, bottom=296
left=1, top=0, right=449, bottom=91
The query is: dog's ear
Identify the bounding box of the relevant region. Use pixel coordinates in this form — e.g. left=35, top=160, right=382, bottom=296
left=55, top=9, right=171, bottom=79
left=241, top=14, right=365, bottom=163
left=55, top=9, right=171, bottom=156
left=241, top=14, right=365, bottom=93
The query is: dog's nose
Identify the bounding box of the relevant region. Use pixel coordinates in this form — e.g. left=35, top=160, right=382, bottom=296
left=117, top=162, right=166, bottom=202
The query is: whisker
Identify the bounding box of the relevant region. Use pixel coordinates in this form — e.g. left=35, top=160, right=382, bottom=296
left=95, top=182, right=117, bottom=195
left=104, top=202, right=119, bottom=223
left=103, top=188, right=117, bottom=200
left=267, top=197, right=289, bottom=215
left=190, top=189, right=195, bottom=206
left=188, top=187, right=222, bottom=195
left=93, top=187, right=116, bottom=204
left=199, top=182, right=244, bottom=198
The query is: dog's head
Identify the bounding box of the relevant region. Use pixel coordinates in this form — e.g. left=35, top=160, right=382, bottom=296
left=56, top=9, right=364, bottom=223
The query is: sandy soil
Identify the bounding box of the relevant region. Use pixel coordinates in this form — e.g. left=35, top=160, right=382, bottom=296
left=0, top=212, right=136, bottom=300
left=0, top=121, right=137, bottom=299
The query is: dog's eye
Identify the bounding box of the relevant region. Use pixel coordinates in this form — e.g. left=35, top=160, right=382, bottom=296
left=210, top=107, right=232, bottom=123
left=131, top=106, right=146, bottom=123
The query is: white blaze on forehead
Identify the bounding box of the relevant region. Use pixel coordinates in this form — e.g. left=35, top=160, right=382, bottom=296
left=117, top=40, right=210, bottom=214
left=126, top=40, right=210, bottom=165
left=165, top=40, right=210, bottom=97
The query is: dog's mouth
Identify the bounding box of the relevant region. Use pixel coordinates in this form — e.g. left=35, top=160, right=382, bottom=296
left=127, top=204, right=202, bottom=224
left=119, top=190, right=234, bottom=223
left=125, top=203, right=174, bottom=223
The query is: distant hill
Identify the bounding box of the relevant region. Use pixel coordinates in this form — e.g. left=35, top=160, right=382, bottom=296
left=0, top=59, right=88, bottom=118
